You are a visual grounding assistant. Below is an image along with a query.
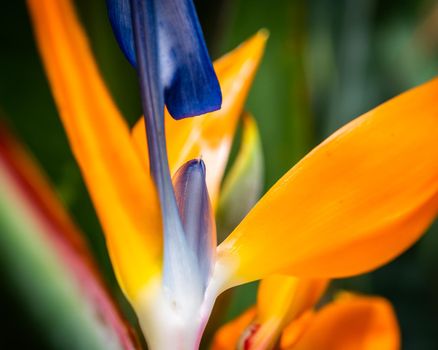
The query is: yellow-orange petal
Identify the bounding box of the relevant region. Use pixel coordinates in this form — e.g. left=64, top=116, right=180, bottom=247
left=279, top=312, right=315, bottom=349
left=283, top=294, right=400, bottom=350
left=27, top=0, right=161, bottom=300
left=246, top=276, right=328, bottom=349
left=211, top=307, right=257, bottom=350
left=234, top=276, right=327, bottom=350
left=258, top=276, right=328, bottom=325
left=131, top=31, right=268, bottom=206
left=217, top=78, right=438, bottom=287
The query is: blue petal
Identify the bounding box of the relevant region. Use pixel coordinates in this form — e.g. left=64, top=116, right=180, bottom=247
left=106, top=0, right=136, bottom=66
left=106, top=0, right=222, bottom=119
left=173, top=159, right=216, bottom=288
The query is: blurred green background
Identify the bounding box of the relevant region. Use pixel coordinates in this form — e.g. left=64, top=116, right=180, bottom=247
left=1, top=0, right=438, bottom=349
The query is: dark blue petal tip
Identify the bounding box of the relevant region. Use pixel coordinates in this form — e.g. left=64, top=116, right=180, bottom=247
left=173, top=159, right=216, bottom=287
left=106, top=0, right=222, bottom=119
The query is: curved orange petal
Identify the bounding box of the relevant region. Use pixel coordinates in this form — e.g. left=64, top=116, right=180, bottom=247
left=27, top=0, right=161, bottom=300
left=279, top=312, right=315, bottom=350
left=284, top=294, right=400, bottom=350
left=211, top=307, right=257, bottom=350
left=256, top=276, right=327, bottom=347
left=257, top=276, right=328, bottom=325
left=236, top=276, right=327, bottom=350
left=131, top=31, right=268, bottom=206
left=217, top=78, right=438, bottom=287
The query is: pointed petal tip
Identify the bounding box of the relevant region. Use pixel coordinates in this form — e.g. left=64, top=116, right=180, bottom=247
left=165, top=29, right=268, bottom=119
left=245, top=29, right=269, bottom=55
left=178, top=158, right=206, bottom=175
left=256, top=28, right=270, bottom=41
left=215, top=29, right=268, bottom=76
left=243, top=29, right=269, bottom=49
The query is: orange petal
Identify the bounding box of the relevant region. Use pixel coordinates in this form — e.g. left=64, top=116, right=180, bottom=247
left=258, top=276, right=328, bottom=325
left=279, top=312, right=315, bottom=350
left=211, top=307, right=257, bottom=350
left=237, top=276, right=327, bottom=350
left=27, top=0, right=161, bottom=300
left=217, top=78, right=438, bottom=287
left=255, top=276, right=328, bottom=347
left=283, top=294, right=400, bottom=350
left=131, top=31, right=268, bottom=206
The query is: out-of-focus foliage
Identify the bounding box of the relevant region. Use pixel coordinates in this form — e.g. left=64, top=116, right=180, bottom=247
left=216, top=113, right=264, bottom=242
left=0, top=126, right=140, bottom=350
left=1, top=0, right=437, bottom=349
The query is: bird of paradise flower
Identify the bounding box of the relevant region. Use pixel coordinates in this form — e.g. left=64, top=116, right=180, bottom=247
left=4, top=0, right=436, bottom=349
